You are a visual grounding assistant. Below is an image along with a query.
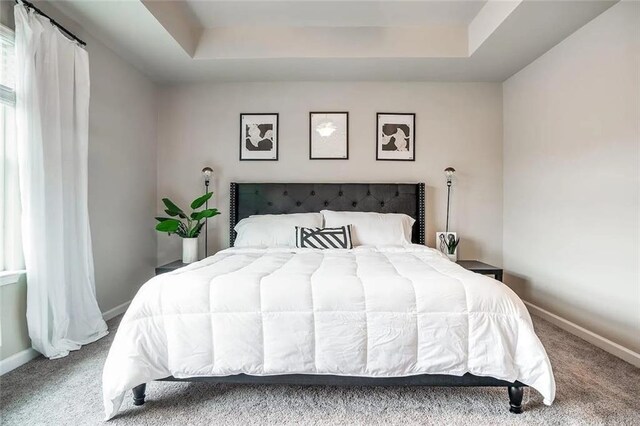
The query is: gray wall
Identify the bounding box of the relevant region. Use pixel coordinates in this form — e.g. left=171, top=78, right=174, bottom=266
left=0, top=0, right=158, bottom=361
left=503, top=1, right=640, bottom=354
left=156, top=82, right=504, bottom=266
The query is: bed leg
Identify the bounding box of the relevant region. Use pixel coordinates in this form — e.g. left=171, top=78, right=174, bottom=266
left=132, top=384, right=146, bottom=406
left=508, top=386, right=524, bottom=414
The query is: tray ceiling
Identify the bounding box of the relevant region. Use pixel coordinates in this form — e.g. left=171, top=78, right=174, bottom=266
left=48, top=0, right=618, bottom=83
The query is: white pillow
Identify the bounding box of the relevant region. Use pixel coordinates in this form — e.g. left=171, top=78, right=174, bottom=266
left=233, top=213, right=323, bottom=247
left=321, top=210, right=415, bottom=246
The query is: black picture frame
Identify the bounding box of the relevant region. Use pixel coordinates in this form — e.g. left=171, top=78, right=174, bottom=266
left=309, top=112, right=349, bottom=160
left=376, top=113, right=416, bottom=161
left=239, top=113, right=279, bottom=161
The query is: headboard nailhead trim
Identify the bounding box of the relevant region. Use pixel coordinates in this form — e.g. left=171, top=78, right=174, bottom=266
left=230, top=182, right=238, bottom=246
left=418, top=182, right=426, bottom=245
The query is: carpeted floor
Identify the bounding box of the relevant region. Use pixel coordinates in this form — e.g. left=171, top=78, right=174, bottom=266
left=1, top=314, right=639, bottom=425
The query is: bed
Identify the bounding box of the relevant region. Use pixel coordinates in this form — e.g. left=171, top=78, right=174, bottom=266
left=102, top=182, right=555, bottom=419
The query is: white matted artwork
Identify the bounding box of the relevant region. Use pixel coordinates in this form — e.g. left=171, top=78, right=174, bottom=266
left=310, top=112, right=349, bottom=159
left=240, top=113, right=278, bottom=161
left=436, top=232, right=458, bottom=256
left=377, top=113, right=415, bottom=161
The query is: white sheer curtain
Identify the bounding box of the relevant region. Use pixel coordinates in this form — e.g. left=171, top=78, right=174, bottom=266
left=15, top=4, right=107, bottom=359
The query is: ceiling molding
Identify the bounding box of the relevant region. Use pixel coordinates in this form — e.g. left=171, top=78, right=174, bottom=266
left=141, top=0, right=203, bottom=57
left=195, top=26, right=468, bottom=59
left=44, top=0, right=620, bottom=83
left=468, top=0, right=522, bottom=55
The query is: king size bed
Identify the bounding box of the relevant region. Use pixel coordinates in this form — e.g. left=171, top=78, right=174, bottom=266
left=102, top=182, right=555, bottom=420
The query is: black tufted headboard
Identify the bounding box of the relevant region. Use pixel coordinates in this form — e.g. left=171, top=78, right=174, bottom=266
left=230, top=182, right=425, bottom=246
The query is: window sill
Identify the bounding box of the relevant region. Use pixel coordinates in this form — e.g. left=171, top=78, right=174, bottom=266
left=0, top=270, right=26, bottom=287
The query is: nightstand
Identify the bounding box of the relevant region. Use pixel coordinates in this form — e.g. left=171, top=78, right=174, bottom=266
left=456, top=260, right=503, bottom=282
left=155, top=260, right=188, bottom=275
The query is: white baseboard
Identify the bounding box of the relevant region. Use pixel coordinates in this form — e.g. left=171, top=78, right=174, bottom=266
left=0, top=299, right=132, bottom=376
left=102, top=299, right=131, bottom=321
left=0, top=348, right=40, bottom=375
left=524, top=301, right=640, bottom=368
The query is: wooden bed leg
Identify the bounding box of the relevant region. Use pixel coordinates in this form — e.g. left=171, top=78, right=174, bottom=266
left=132, top=384, right=146, bottom=406
left=508, top=386, right=524, bottom=414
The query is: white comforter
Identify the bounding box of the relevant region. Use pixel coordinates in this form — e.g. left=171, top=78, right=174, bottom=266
left=103, top=245, right=555, bottom=419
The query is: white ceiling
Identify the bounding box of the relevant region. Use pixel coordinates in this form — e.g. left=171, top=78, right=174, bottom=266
left=185, top=0, right=487, bottom=28
left=47, top=0, right=619, bottom=83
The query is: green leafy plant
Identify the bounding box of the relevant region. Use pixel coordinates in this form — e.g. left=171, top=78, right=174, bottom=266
left=440, top=234, right=460, bottom=254
left=155, top=193, right=220, bottom=238
left=444, top=233, right=460, bottom=254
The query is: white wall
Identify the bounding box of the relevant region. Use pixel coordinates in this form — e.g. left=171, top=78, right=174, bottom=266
left=503, top=1, right=639, bottom=354
left=86, top=25, right=157, bottom=314
left=0, top=0, right=158, bottom=361
left=0, top=275, right=29, bottom=360
left=156, top=82, right=503, bottom=266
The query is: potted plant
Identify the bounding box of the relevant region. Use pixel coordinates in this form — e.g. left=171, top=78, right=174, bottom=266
left=444, top=234, right=460, bottom=262
left=155, top=193, right=220, bottom=263
left=438, top=232, right=460, bottom=262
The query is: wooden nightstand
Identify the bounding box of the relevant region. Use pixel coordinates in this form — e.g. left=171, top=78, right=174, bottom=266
left=155, top=260, right=188, bottom=275
left=456, top=260, right=503, bottom=282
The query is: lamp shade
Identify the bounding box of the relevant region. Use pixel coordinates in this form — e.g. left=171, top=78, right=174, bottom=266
left=202, top=167, right=213, bottom=182
left=444, top=167, right=455, bottom=178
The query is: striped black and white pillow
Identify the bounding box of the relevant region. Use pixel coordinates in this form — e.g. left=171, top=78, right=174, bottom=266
left=295, top=225, right=353, bottom=249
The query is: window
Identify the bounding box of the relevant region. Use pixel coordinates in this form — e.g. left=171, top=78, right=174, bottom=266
left=0, top=24, right=15, bottom=105
left=0, top=23, right=23, bottom=273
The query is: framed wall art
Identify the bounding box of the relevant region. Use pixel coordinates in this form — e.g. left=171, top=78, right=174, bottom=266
left=309, top=112, right=349, bottom=160
left=240, top=113, right=279, bottom=161
left=376, top=113, right=415, bottom=161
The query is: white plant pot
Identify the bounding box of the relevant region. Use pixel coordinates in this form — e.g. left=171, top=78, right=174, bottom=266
left=182, top=237, right=198, bottom=263
left=447, top=251, right=458, bottom=262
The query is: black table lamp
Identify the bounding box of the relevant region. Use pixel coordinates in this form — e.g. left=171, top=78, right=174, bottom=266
left=444, top=167, right=456, bottom=233
left=202, top=167, right=213, bottom=257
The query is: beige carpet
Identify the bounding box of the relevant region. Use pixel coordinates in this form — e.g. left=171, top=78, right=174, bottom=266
left=1, top=314, right=639, bottom=425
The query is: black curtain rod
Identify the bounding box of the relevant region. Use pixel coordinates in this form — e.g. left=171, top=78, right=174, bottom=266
left=15, top=0, right=86, bottom=47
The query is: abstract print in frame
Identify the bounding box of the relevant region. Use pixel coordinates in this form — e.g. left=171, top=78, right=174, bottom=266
left=376, top=113, right=415, bottom=161
left=309, top=111, right=349, bottom=160
left=240, top=113, right=279, bottom=161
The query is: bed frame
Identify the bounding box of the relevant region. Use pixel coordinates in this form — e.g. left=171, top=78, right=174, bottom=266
left=132, top=182, right=526, bottom=413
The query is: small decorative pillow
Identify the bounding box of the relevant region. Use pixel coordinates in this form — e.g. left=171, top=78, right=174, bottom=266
left=295, top=225, right=353, bottom=249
